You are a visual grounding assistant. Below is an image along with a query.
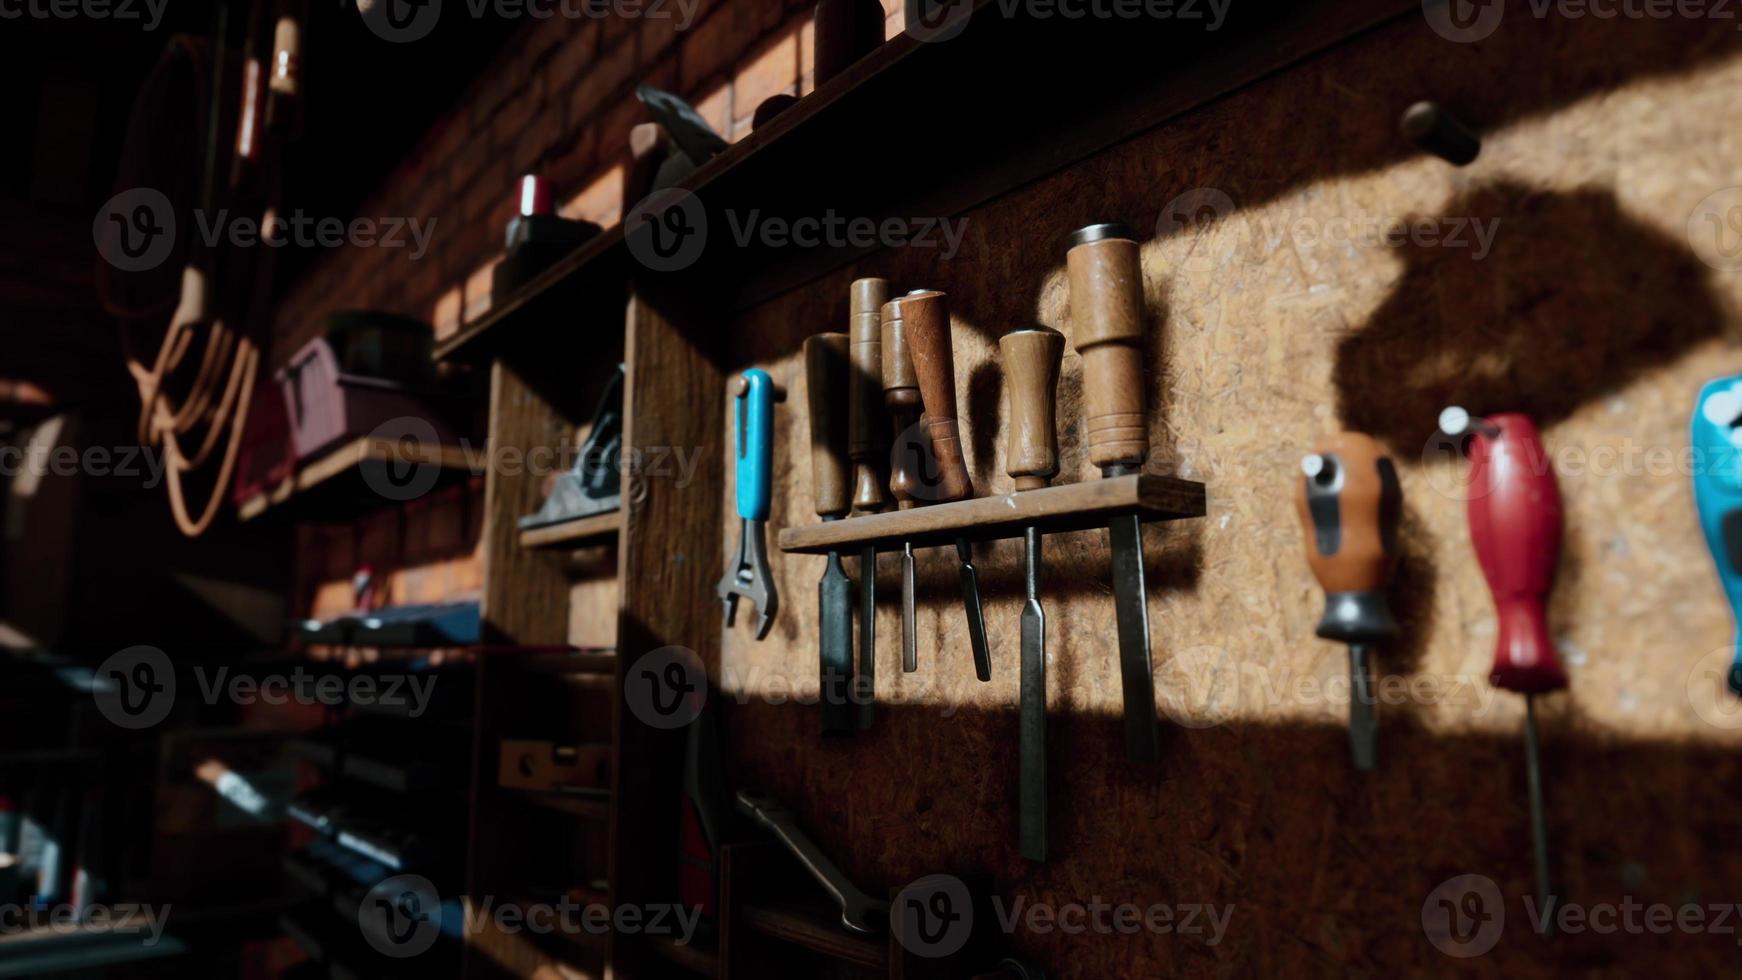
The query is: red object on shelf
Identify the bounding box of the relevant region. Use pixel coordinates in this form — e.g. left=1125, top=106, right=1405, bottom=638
left=275, top=335, right=457, bottom=462
left=518, top=174, right=553, bottom=217
left=1465, top=413, right=1568, bottom=694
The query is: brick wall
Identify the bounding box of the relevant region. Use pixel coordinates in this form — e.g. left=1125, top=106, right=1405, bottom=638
left=272, top=0, right=906, bottom=361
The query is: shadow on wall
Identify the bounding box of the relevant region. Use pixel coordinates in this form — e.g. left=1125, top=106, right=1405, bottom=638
left=1333, top=180, right=1731, bottom=454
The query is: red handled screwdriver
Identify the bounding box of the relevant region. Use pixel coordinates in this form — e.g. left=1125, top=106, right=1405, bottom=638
left=1440, top=407, right=1567, bottom=933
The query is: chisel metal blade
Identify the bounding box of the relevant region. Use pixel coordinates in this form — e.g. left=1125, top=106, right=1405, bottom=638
left=956, top=537, right=991, bottom=681
left=901, top=541, right=917, bottom=672
left=820, top=550, right=855, bottom=736
left=1019, top=527, right=1047, bottom=862
left=858, top=545, right=876, bottom=729
left=1109, top=513, right=1158, bottom=763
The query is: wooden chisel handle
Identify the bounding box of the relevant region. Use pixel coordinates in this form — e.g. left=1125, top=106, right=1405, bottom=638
left=896, top=289, right=972, bottom=503
left=804, top=333, right=852, bottom=519
left=1001, top=327, right=1065, bottom=490
left=1066, top=223, right=1149, bottom=471
left=848, top=277, right=891, bottom=513
left=881, top=296, right=923, bottom=508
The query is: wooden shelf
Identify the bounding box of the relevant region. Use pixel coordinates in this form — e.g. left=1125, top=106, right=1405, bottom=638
left=517, top=509, right=622, bottom=550
left=432, top=0, right=1410, bottom=365
left=237, top=435, right=482, bottom=521
left=506, top=787, right=612, bottom=820
left=508, top=647, right=617, bottom=675
left=777, top=474, right=1205, bottom=555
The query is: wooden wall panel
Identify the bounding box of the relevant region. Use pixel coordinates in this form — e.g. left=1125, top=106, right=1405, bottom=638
left=709, top=12, right=1742, bottom=977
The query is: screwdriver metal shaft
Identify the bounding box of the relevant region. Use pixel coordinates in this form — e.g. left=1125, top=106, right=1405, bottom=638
left=1525, top=694, right=1554, bottom=934
left=1348, top=643, right=1376, bottom=771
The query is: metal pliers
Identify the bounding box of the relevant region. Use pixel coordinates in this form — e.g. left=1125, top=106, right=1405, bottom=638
left=718, top=369, right=779, bottom=639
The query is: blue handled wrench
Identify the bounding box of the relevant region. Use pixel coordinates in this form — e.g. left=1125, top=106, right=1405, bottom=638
left=1693, top=376, right=1742, bottom=696
left=719, top=369, right=779, bottom=639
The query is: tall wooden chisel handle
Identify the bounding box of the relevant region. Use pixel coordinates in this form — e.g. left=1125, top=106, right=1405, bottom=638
left=805, top=333, right=852, bottom=519
left=1002, top=327, right=1066, bottom=489
left=896, top=289, right=972, bottom=502
left=848, top=278, right=891, bottom=513
left=1066, top=224, right=1148, bottom=471
left=882, top=297, right=923, bottom=508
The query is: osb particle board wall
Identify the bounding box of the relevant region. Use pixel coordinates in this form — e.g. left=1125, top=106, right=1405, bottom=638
left=701, top=12, right=1742, bottom=977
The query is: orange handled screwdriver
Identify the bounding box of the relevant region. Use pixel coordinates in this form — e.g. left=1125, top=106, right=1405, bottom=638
left=1294, top=432, right=1401, bottom=771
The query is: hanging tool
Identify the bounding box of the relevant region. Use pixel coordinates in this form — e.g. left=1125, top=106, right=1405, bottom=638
left=1692, top=376, right=1742, bottom=697
left=1066, top=223, right=1158, bottom=762
left=806, top=334, right=857, bottom=735
left=882, top=301, right=925, bottom=672
left=719, top=370, right=781, bottom=639
left=1294, top=433, right=1402, bottom=771
left=735, top=790, right=888, bottom=934
left=848, top=278, right=892, bottom=727
left=897, top=289, right=993, bottom=681
left=1440, top=406, right=1566, bottom=933
left=1001, top=325, right=1065, bottom=860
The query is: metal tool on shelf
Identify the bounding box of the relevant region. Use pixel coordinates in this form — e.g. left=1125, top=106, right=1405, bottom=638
left=848, top=278, right=891, bottom=727
left=719, top=370, right=781, bottom=639
left=520, top=363, right=626, bottom=531
left=1294, top=432, right=1401, bottom=771
left=1000, top=325, right=1065, bottom=861
left=897, top=288, right=992, bottom=682
left=806, top=333, right=857, bottom=735
left=1066, top=222, right=1159, bottom=763
left=734, top=790, right=887, bottom=935
left=1440, top=406, right=1566, bottom=934
left=882, top=300, right=925, bottom=672
left=1692, top=376, right=1742, bottom=697
left=1401, top=101, right=1481, bottom=166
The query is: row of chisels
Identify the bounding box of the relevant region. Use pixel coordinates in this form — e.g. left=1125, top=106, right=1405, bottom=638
left=720, top=222, right=1168, bottom=863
